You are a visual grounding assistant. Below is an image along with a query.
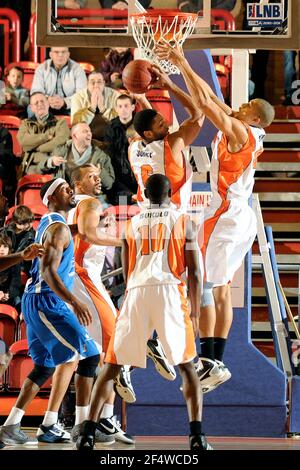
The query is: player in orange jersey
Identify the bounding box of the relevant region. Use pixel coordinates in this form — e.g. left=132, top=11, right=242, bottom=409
left=77, top=174, right=212, bottom=451
left=156, top=43, right=275, bottom=392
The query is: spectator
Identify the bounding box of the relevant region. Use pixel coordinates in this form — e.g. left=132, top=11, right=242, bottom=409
left=283, top=51, right=299, bottom=105
left=0, top=126, right=17, bottom=205
left=43, top=122, right=115, bottom=200
left=0, top=234, right=22, bottom=312
left=98, top=0, right=151, bottom=8
left=177, top=0, right=237, bottom=13
left=31, top=47, right=87, bottom=116
left=17, top=92, right=70, bottom=175
left=0, top=205, right=35, bottom=277
left=58, top=0, right=87, bottom=7
left=71, top=71, right=119, bottom=141
left=104, top=94, right=151, bottom=205
left=0, top=67, right=30, bottom=117
left=100, top=48, right=133, bottom=89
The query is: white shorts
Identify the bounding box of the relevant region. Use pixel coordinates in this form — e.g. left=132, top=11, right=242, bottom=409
left=73, top=269, right=117, bottom=353
left=202, top=201, right=257, bottom=286
left=105, top=284, right=196, bottom=368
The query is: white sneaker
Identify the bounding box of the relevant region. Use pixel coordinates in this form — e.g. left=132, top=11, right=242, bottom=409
left=98, top=416, right=135, bottom=445
left=147, top=338, right=176, bottom=381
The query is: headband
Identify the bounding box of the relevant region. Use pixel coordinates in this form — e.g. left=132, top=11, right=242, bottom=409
left=42, top=178, right=67, bottom=206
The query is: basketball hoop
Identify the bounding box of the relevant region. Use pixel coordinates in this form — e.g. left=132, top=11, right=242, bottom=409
left=130, top=9, right=198, bottom=75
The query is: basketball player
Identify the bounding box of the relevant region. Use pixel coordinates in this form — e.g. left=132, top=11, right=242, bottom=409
left=68, top=163, right=134, bottom=444
left=0, top=179, right=101, bottom=446
left=129, top=67, right=204, bottom=211
left=156, top=43, right=275, bottom=391
left=76, top=174, right=212, bottom=451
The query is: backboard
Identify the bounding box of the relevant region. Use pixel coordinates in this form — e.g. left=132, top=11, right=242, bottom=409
left=36, top=0, right=300, bottom=50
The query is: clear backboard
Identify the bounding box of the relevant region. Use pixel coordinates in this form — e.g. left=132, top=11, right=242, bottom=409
left=36, top=0, right=299, bottom=50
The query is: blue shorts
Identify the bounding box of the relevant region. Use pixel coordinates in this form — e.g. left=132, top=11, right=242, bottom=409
left=22, top=292, right=100, bottom=368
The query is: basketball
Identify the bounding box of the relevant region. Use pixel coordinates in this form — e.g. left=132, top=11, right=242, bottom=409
left=122, top=59, right=155, bottom=94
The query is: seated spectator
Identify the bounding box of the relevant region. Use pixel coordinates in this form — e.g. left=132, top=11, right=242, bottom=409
left=177, top=0, right=237, bottom=13
left=0, top=205, right=35, bottom=277
left=98, top=0, right=151, bottom=8
left=71, top=71, right=119, bottom=141
left=43, top=122, right=115, bottom=200
left=17, top=92, right=70, bottom=175
left=100, top=48, right=134, bottom=89
left=0, top=234, right=22, bottom=312
left=104, top=94, right=150, bottom=205
left=31, top=47, right=87, bottom=116
left=0, top=66, right=29, bottom=117
left=0, top=126, right=17, bottom=205
left=58, top=0, right=87, bottom=7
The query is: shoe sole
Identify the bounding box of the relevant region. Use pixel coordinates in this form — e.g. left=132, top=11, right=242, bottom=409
left=114, top=383, right=136, bottom=404
left=147, top=349, right=176, bottom=381
left=1, top=438, right=38, bottom=446
left=202, top=372, right=232, bottom=393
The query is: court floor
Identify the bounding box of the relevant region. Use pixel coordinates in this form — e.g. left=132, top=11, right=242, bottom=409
left=2, top=431, right=300, bottom=450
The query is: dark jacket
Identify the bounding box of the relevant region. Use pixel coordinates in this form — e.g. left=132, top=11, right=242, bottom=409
left=178, top=0, right=236, bottom=12
left=0, top=225, right=35, bottom=276
left=104, top=117, right=137, bottom=204
left=100, top=49, right=134, bottom=86
left=0, top=264, right=22, bottom=310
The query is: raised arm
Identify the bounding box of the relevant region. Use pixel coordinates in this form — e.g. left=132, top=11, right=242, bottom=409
left=41, top=223, right=92, bottom=326
left=77, top=198, right=121, bottom=247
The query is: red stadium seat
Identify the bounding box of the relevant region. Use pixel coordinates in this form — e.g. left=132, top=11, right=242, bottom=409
left=0, top=304, right=18, bottom=347
left=7, top=340, right=52, bottom=390
left=55, top=114, right=72, bottom=128
left=15, top=174, right=52, bottom=206
left=4, top=61, right=40, bottom=90
left=0, top=115, right=22, bottom=156
left=78, top=62, right=95, bottom=76
left=6, top=203, right=48, bottom=230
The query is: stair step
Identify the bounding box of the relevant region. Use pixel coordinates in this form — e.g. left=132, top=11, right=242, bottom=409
left=266, top=122, right=300, bottom=133
left=252, top=271, right=299, bottom=287
left=252, top=305, right=299, bottom=322
left=260, top=150, right=300, bottom=163
left=252, top=287, right=298, bottom=297
left=259, top=209, right=300, bottom=224
left=257, top=162, right=300, bottom=171
left=254, top=178, right=300, bottom=192
left=264, top=134, right=300, bottom=144
left=256, top=193, right=300, bottom=202
left=252, top=341, right=275, bottom=357
left=252, top=240, right=300, bottom=254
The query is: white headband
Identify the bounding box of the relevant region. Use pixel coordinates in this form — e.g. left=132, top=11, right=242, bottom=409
left=42, top=178, right=67, bottom=206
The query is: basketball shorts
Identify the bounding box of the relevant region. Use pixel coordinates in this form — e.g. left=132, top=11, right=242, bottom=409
left=105, top=284, right=196, bottom=368
left=202, top=200, right=257, bottom=286
left=73, top=268, right=117, bottom=353
left=22, top=292, right=101, bottom=368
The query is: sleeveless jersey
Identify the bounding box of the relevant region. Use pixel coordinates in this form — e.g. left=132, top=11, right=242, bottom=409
left=25, top=212, right=74, bottom=294
left=210, top=125, right=265, bottom=207
left=129, top=136, right=192, bottom=211
left=125, top=206, right=188, bottom=290
left=67, top=195, right=106, bottom=276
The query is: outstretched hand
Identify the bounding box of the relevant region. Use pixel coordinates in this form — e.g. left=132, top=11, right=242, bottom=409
left=155, top=42, right=184, bottom=65
left=150, top=64, right=174, bottom=90
left=22, top=243, right=45, bottom=261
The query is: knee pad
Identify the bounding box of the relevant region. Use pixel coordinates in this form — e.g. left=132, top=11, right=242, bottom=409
left=28, top=364, right=55, bottom=387
left=76, top=354, right=100, bottom=378
left=200, top=282, right=214, bottom=307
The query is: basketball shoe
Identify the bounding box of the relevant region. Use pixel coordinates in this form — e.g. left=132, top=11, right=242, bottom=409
left=147, top=338, right=176, bottom=381
left=98, top=415, right=135, bottom=444
left=36, top=422, right=70, bottom=443
left=71, top=423, right=114, bottom=444
left=0, top=423, right=37, bottom=445
left=189, top=434, right=213, bottom=450
left=195, top=357, right=225, bottom=393
left=114, top=366, right=136, bottom=403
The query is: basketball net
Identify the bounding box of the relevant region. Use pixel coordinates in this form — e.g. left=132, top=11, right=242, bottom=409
left=130, top=11, right=198, bottom=75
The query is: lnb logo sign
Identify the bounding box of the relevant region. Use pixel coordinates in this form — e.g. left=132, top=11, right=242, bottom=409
left=247, top=2, right=283, bottom=27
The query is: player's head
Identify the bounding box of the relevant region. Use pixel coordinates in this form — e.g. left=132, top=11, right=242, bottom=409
left=236, top=99, right=275, bottom=128
left=71, top=164, right=101, bottom=197
left=133, top=109, right=169, bottom=142
left=40, top=178, right=76, bottom=212
left=144, top=174, right=171, bottom=205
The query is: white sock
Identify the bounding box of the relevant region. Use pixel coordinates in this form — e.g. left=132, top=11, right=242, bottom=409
left=42, top=411, right=58, bottom=427
left=100, top=403, right=114, bottom=419
left=75, top=405, right=90, bottom=426
left=4, top=407, right=25, bottom=426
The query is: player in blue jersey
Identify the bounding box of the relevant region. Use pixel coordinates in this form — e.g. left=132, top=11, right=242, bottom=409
left=0, top=178, right=102, bottom=446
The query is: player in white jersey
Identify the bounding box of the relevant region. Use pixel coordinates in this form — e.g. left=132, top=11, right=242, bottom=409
left=129, top=68, right=204, bottom=212
left=77, top=174, right=212, bottom=451
left=156, top=44, right=275, bottom=391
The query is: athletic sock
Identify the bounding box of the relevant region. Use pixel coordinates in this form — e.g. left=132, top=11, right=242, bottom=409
left=199, top=337, right=215, bottom=360
left=189, top=421, right=202, bottom=436
left=42, top=411, right=58, bottom=427
left=214, top=338, right=227, bottom=362
left=75, top=406, right=90, bottom=426
left=4, top=407, right=25, bottom=426
left=100, top=403, right=114, bottom=419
